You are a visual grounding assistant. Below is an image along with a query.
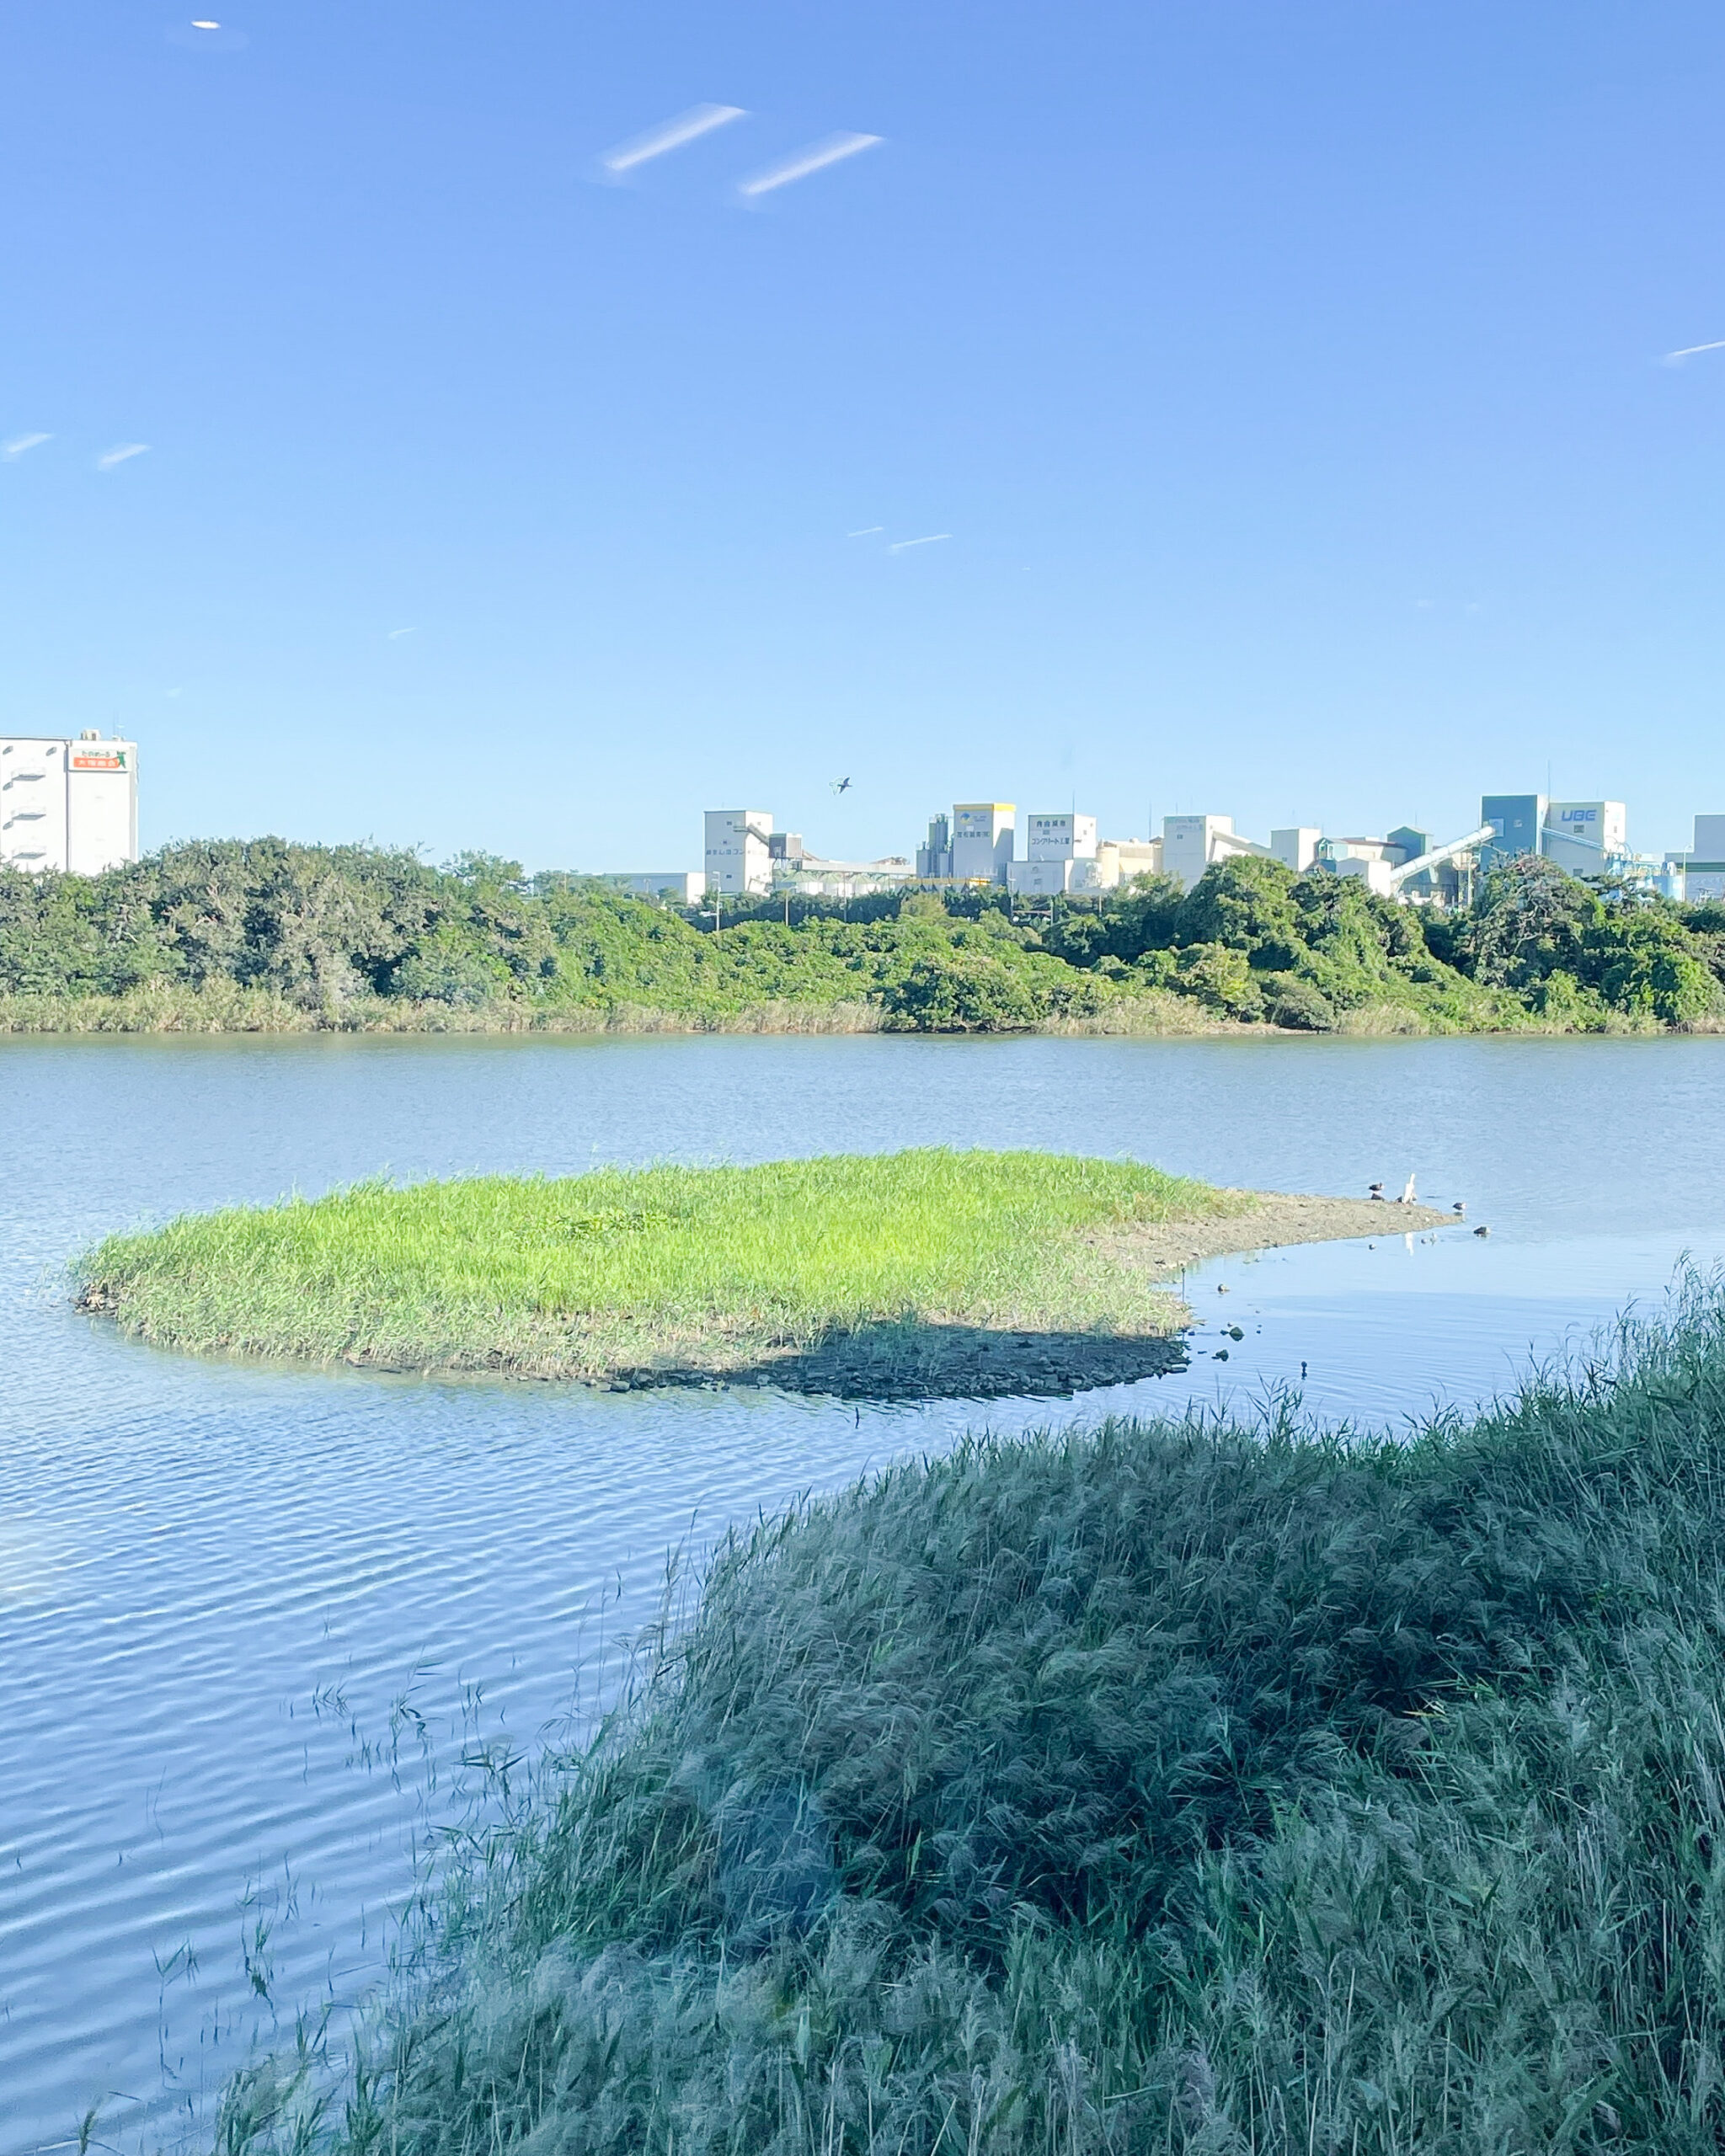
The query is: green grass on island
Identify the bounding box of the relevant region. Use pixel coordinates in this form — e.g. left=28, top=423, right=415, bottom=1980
left=80, top=1149, right=1263, bottom=1396
left=218, top=1286, right=1725, bottom=2153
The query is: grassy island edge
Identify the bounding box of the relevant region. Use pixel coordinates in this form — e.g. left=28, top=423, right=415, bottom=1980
left=77, top=1151, right=1455, bottom=1399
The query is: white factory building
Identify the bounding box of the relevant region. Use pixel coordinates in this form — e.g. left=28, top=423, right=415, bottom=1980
left=701, top=808, right=912, bottom=901
left=704, top=808, right=776, bottom=895
left=683, top=788, right=1720, bottom=916
left=1544, top=800, right=1630, bottom=878
left=602, top=870, right=707, bottom=904
left=1, top=733, right=139, bottom=875
left=1008, top=812, right=1097, bottom=895
left=1666, top=815, right=1725, bottom=902
left=916, top=803, right=1160, bottom=893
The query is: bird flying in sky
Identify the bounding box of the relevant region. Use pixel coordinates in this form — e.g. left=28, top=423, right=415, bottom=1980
left=832, top=776, right=852, bottom=794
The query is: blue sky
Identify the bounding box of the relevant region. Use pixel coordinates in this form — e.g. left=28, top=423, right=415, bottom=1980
left=3, top=1, right=1723, bottom=871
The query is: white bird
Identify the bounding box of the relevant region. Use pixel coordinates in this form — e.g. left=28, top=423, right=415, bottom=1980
left=1400, top=1175, right=1418, bottom=1205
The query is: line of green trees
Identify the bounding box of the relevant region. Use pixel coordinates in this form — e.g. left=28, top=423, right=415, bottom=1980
left=2, top=838, right=1722, bottom=1031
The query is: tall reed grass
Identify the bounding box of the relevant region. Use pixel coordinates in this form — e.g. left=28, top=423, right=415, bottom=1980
left=0, top=985, right=1244, bottom=1036
left=0, top=984, right=889, bottom=1034
left=216, top=1281, right=1725, bottom=2153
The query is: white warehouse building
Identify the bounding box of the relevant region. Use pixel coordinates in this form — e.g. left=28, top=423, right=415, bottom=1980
left=1162, top=814, right=1276, bottom=892
left=704, top=808, right=775, bottom=896
left=1008, top=811, right=1102, bottom=895
left=951, top=803, right=1016, bottom=883
left=1667, top=815, right=1725, bottom=903
left=1543, top=800, right=1628, bottom=878
left=1, top=733, right=139, bottom=875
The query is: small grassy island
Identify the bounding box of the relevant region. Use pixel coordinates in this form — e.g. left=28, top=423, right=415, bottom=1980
left=77, top=1150, right=1445, bottom=1396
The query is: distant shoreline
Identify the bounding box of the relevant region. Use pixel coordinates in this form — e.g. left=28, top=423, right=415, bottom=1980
left=4, top=984, right=1712, bottom=1038
left=8, top=840, right=1724, bottom=1036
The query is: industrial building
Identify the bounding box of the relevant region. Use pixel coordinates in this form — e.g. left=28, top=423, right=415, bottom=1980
left=914, top=814, right=952, bottom=879
left=1162, top=815, right=1274, bottom=889
left=603, top=870, right=707, bottom=903
left=681, top=784, right=1713, bottom=921
left=1096, top=838, right=1162, bottom=885
left=0, top=733, right=139, bottom=875
left=1157, top=811, right=1493, bottom=901
left=1664, top=816, right=1725, bottom=903
left=952, top=803, right=1017, bottom=882
left=1544, top=800, right=1629, bottom=877
left=1477, top=794, right=1669, bottom=885
left=913, top=802, right=1159, bottom=893
left=704, top=808, right=776, bottom=896
left=1271, top=827, right=1322, bottom=873
left=1007, top=812, right=1103, bottom=895
left=1480, top=795, right=1630, bottom=876
left=915, top=803, right=1017, bottom=884
left=702, top=808, right=911, bottom=901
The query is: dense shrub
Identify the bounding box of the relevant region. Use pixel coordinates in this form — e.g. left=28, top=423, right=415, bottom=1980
left=1263, top=974, right=1336, bottom=1030
left=1172, top=940, right=1264, bottom=1020
left=879, top=950, right=1049, bottom=1031
left=3, top=841, right=1720, bottom=1032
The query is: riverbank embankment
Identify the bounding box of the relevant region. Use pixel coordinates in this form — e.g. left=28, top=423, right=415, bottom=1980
left=211, top=1289, right=1725, bottom=2155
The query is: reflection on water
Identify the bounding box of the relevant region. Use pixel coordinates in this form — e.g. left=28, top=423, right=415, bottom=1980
left=3, top=1033, right=1723, bottom=2153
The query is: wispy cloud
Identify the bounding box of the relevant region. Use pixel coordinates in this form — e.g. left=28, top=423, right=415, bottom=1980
left=387, top=627, right=419, bottom=640
left=600, top=104, right=746, bottom=177
left=888, top=532, right=951, bottom=552
left=96, top=443, right=149, bottom=469
left=3, top=432, right=51, bottom=460
left=846, top=525, right=884, bottom=537
left=1661, top=339, right=1725, bottom=366
left=738, top=131, right=882, bottom=200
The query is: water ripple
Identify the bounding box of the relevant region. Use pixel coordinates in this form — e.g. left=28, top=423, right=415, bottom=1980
left=5, top=1033, right=1725, bottom=2153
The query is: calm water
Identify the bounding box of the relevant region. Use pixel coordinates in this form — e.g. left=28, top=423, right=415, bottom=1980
left=4, top=1033, right=1724, bottom=2153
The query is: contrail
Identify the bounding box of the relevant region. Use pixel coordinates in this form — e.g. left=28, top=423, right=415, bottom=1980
left=96, top=443, right=149, bottom=469
left=887, top=532, right=951, bottom=552
left=738, top=132, right=882, bottom=199
left=601, top=104, right=746, bottom=176
left=1662, top=339, right=1725, bottom=366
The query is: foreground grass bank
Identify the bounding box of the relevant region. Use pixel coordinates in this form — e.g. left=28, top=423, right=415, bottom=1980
left=220, top=1286, right=1725, bottom=2153
left=77, top=1151, right=1438, bottom=1396
left=80, top=1150, right=1284, bottom=1396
